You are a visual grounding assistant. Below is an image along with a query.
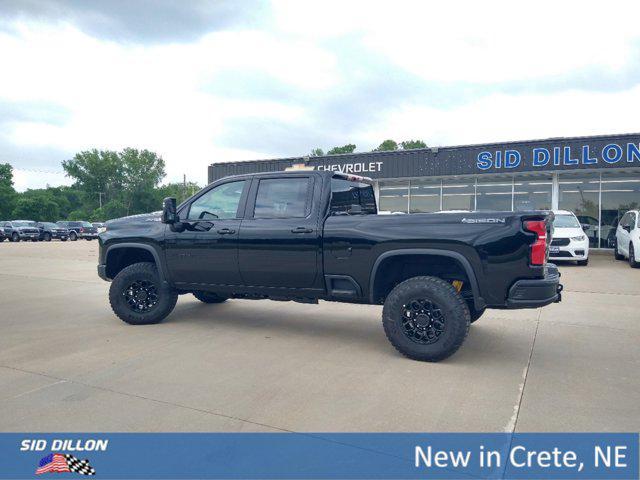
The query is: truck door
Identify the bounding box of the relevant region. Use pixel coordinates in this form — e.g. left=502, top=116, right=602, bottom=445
left=238, top=175, right=320, bottom=288
left=165, top=179, right=249, bottom=286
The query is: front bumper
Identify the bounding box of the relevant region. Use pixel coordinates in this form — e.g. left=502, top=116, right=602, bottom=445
left=80, top=233, right=98, bottom=239
left=18, top=231, right=40, bottom=240
left=549, top=238, right=589, bottom=261
left=97, top=264, right=108, bottom=281
left=506, top=263, right=563, bottom=309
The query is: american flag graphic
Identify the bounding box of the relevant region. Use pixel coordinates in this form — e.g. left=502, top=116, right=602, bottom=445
left=36, top=453, right=96, bottom=476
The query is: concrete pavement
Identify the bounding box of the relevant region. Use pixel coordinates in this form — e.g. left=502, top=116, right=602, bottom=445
left=0, top=241, right=638, bottom=432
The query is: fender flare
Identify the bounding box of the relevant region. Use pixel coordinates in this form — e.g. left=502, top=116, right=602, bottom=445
left=369, top=248, right=485, bottom=310
left=104, top=242, right=168, bottom=283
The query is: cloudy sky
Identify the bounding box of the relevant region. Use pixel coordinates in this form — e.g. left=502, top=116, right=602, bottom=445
left=2, top=0, right=640, bottom=190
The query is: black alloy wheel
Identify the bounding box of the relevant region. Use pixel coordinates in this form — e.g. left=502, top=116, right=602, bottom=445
left=11, top=232, right=19, bottom=242
left=44, top=233, right=51, bottom=241
left=123, top=279, right=159, bottom=313
left=401, top=299, right=445, bottom=345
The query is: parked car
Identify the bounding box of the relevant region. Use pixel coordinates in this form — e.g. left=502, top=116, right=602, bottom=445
left=0, top=225, right=6, bottom=242
left=93, top=222, right=107, bottom=234
left=549, top=210, right=590, bottom=266
left=2, top=220, right=40, bottom=242
left=97, top=170, right=562, bottom=362
left=56, top=221, right=98, bottom=241
left=36, top=222, right=69, bottom=242
left=614, top=210, right=640, bottom=268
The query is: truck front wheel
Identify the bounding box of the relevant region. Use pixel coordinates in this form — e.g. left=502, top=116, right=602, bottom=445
left=109, top=262, right=178, bottom=325
left=382, top=276, right=470, bottom=362
left=192, top=291, right=228, bottom=304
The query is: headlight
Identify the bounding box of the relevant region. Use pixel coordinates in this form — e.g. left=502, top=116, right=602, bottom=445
left=571, top=235, right=586, bottom=241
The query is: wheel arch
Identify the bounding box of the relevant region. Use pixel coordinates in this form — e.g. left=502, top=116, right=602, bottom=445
left=105, top=243, right=167, bottom=283
left=369, top=248, right=484, bottom=309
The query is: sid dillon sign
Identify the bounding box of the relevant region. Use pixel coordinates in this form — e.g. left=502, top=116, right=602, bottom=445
left=476, top=141, right=640, bottom=172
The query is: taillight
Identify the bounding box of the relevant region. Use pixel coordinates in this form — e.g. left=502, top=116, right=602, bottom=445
left=524, top=220, right=547, bottom=266
left=80, top=227, right=84, bottom=233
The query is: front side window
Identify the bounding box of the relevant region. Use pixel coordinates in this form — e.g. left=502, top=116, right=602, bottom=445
left=330, top=178, right=376, bottom=214
left=188, top=180, right=246, bottom=220
left=254, top=178, right=310, bottom=219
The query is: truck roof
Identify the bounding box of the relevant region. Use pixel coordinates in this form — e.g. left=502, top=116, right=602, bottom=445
left=216, top=170, right=373, bottom=184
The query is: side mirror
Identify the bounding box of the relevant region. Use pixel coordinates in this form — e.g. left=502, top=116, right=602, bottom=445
left=162, top=197, right=178, bottom=224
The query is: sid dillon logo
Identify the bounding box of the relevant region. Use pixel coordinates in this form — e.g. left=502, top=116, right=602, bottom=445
left=35, top=453, right=96, bottom=476
left=21, top=438, right=107, bottom=476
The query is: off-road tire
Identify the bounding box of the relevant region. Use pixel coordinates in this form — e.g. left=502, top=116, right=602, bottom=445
left=43, top=233, right=52, bottom=242
left=109, top=262, right=178, bottom=325
left=193, top=291, right=228, bottom=304
left=69, top=231, right=78, bottom=241
left=630, top=244, right=639, bottom=268
left=577, top=258, right=589, bottom=266
left=382, top=276, right=470, bottom=362
left=614, top=243, right=624, bottom=260
left=11, top=233, right=19, bottom=242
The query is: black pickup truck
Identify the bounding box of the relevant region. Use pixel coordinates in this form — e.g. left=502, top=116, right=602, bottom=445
left=98, top=170, right=561, bottom=361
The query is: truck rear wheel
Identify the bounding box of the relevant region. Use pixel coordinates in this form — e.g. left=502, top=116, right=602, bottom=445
left=109, top=262, right=178, bottom=325
left=382, top=276, right=470, bottom=362
left=193, top=291, right=228, bottom=304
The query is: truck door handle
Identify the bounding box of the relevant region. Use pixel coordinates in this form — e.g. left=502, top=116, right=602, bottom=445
left=216, top=228, right=236, bottom=235
left=291, top=227, right=313, bottom=234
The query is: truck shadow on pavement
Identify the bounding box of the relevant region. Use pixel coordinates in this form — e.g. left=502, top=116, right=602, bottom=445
left=158, top=299, right=526, bottom=364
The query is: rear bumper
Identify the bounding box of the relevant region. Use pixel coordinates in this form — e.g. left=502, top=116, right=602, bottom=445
left=506, top=264, right=563, bottom=309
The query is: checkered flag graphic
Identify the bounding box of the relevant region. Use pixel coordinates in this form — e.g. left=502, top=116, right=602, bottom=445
left=64, top=454, right=96, bottom=476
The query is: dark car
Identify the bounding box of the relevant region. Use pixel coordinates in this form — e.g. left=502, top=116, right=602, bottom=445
left=36, top=222, right=69, bottom=242
left=56, top=221, right=98, bottom=241
left=2, top=220, right=41, bottom=242
left=97, top=171, right=562, bottom=362
left=0, top=225, right=6, bottom=242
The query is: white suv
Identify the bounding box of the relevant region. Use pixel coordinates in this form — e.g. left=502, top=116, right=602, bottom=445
left=615, top=210, right=640, bottom=268
left=549, top=210, right=590, bottom=266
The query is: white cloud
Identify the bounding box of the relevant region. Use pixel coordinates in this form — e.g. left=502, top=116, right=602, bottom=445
left=2, top=1, right=640, bottom=190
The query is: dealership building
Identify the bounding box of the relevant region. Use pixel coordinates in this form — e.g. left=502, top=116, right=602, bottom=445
left=209, top=132, right=640, bottom=249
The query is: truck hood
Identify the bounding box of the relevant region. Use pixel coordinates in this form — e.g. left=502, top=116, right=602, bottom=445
left=552, top=227, right=584, bottom=238
left=106, top=211, right=162, bottom=228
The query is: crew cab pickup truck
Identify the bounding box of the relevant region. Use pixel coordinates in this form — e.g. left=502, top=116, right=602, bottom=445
left=98, top=171, right=562, bottom=361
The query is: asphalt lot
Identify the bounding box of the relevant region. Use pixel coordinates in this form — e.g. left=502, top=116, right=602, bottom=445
left=0, top=240, right=638, bottom=432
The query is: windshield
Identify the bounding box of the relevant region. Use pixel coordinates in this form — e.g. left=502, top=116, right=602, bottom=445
left=14, top=221, right=37, bottom=227
left=81, top=221, right=93, bottom=227
left=554, top=214, right=581, bottom=229
left=43, top=222, right=58, bottom=228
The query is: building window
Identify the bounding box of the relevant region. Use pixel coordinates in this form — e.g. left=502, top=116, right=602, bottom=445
left=379, top=180, right=409, bottom=213
left=476, top=176, right=513, bottom=211
left=599, top=171, right=640, bottom=249
left=558, top=173, right=600, bottom=248
left=442, top=177, right=475, bottom=211
left=410, top=179, right=441, bottom=213
left=513, top=174, right=552, bottom=211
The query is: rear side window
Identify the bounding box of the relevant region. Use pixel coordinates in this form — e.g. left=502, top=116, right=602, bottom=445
left=330, top=178, right=377, bottom=214
left=69, top=222, right=82, bottom=228
left=254, top=178, right=311, bottom=219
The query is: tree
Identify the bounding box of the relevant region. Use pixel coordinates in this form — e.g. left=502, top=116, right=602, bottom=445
left=12, top=193, right=60, bottom=221
left=62, top=148, right=167, bottom=217
left=400, top=139, right=428, bottom=150
left=375, top=139, right=398, bottom=152
left=310, top=148, right=324, bottom=157
left=0, top=163, right=17, bottom=219
left=327, top=144, right=356, bottom=155
left=62, top=149, right=123, bottom=211
left=155, top=181, right=201, bottom=205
